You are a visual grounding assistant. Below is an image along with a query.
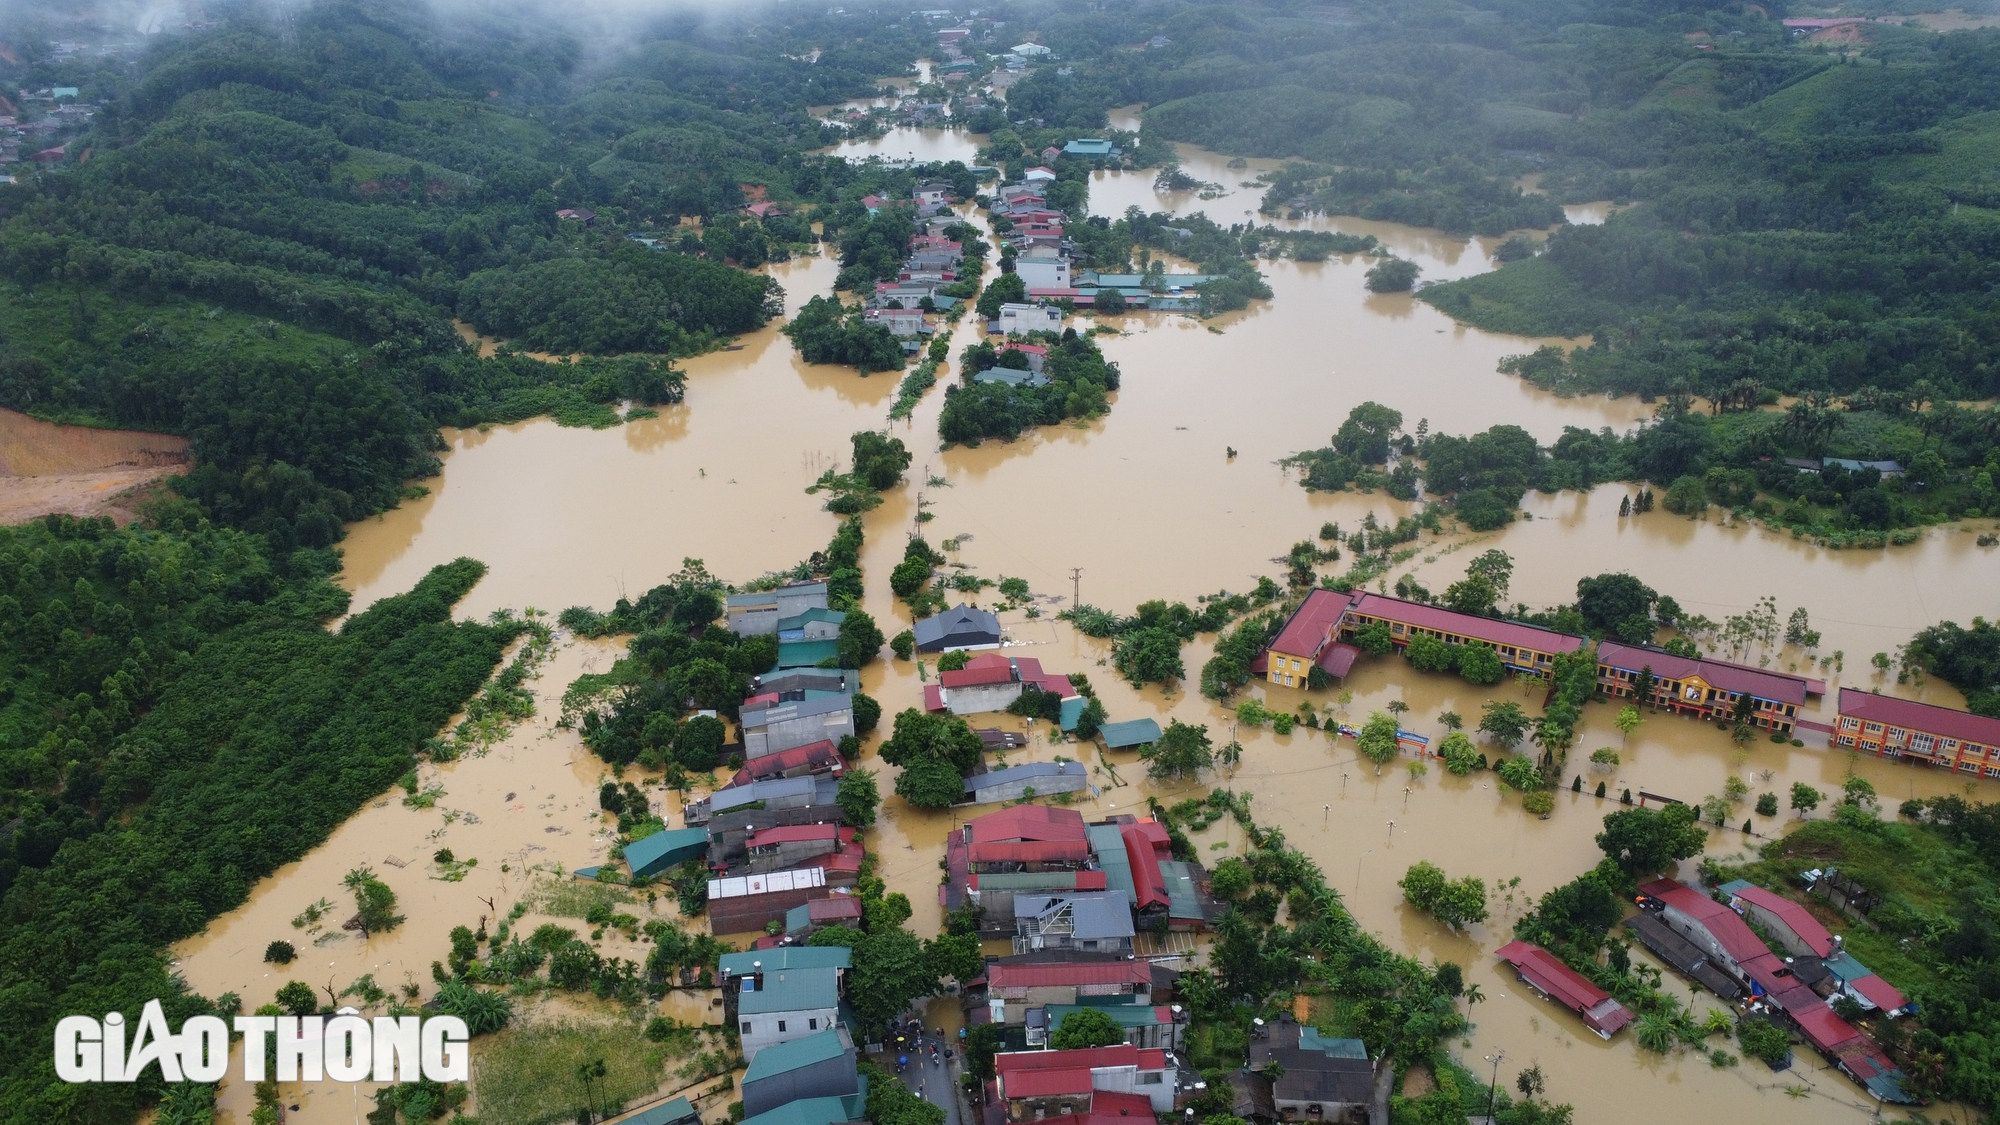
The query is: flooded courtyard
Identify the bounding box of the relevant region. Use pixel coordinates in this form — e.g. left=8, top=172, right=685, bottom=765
left=174, top=124, right=1997, bottom=1123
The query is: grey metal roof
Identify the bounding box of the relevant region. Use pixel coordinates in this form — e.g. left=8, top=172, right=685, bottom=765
left=710, top=775, right=831, bottom=812
left=1099, top=718, right=1162, bottom=748
left=742, top=695, right=854, bottom=728
left=720, top=946, right=851, bottom=976
left=913, top=603, right=1000, bottom=645
left=966, top=760, right=1088, bottom=793
left=1014, top=890, right=1135, bottom=940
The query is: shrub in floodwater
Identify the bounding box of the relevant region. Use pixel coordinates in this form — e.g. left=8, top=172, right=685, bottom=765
left=264, top=941, right=296, bottom=965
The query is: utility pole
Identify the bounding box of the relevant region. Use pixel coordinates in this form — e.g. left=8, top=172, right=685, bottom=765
left=1484, top=1051, right=1505, bottom=1123
left=1069, top=567, right=1083, bottom=607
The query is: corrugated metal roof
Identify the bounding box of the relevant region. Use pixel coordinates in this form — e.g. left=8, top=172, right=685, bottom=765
left=1088, top=825, right=1136, bottom=904
left=1730, top=885, right=1834, bottom=956
left=968, top=760, right=1089, bottom=793
left=971, top=805, right=1089, bottom=843
left=1639, top=879, right=1773, bottom=966
left=1014, top=891, right=1135, bottom=939
left=1496, top=941, right=1633, bottom=1035
left=970, top=839, right=1091, bottom=864
left=737, top=1094, right=865, bottom=1125
left=1121, top=823, right=1167, bottom=909
left=1099, top=719, right=1161, bottom=748
left=743, top=1027, right=850, bottom=1081
left=739, top=966, right=841, bottom=1014
left=721, top=946, right=850, bottom=976
left=1850, top=973, right=1907, bottom=1012
left=774, top=639, right=841, bottom=669
left=1791, top=1000, right=1866, bottom=1052
left=624, top=827, right=709, bottom=877
left=742, top=695, right=852, bottom=727
left=989, top=960, right=1153, bottom=990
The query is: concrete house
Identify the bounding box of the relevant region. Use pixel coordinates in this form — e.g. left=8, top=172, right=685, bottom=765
left=913, top=603, right=1002, bottom=652
left=1719, top=881, right=1836, bottom=958
left=995, top=1044, right=1176, bottom=1118
left=740, top=1027, right=860, bottom=1117
left=1040, top=1002, right=1185, bottom=1052
left=1023, top=166, right=1057, bottom=182
left=737, top=1094, right=868, bottom=1125
left=1013, top=248, right=1071, bottom=290
left=721, top=947, right=851, bottom=1063
left=996, top=302, right=1062, bottom=335
left=741, top=824, right=859, bottom=874
left=743, top=696, right=856, bottom=759
left=707, top=868, right=847, bottom=935
left=1247, top=1016, right=1375, bottom=1124
left=1011, top=42, right=1054, bottom=57
left=778, top=608, right=846, bottom=641
left=985, top=959, right=1154, bottom=1026
left=1013, top=890, right=1135, bottom=954
left=729, top=583, right=830, bottom=636
left=623, top=826, right=710, bottom=878
left=967, top=760, right=1090, bottom=804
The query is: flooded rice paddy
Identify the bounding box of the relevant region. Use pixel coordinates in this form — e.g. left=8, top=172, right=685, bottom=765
left=174, top=125, right=1997, bottom=1123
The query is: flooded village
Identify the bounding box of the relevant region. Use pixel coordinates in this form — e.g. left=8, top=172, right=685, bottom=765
left=164, top=105, right=2000, bottom=1125
left=10, top=8, right=2000, bottom=1125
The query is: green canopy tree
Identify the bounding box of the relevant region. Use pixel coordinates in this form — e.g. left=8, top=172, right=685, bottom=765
left=1357, top=711, right=1401, bottom=764
left=1144, top=719, right=1215, bottom=781
left=1051, top=1006, right=1127, bottom=1050
left=1595, top=803, right=1706, bottom=875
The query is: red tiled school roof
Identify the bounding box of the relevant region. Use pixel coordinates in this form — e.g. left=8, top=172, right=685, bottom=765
left=1732, top=885, right=1834, bottom=956
left=1269, top=589, right=1354, bottom=660
left=1638, top=879, right=1772, bottom=966
left=1597, top=641, right=1809, bottom=706
left=1316, top=643, right=1360, bottom=677
left=1350, top=594, right=1585, bottom=655
left=970, top=804, right=1089, bottom=843
left=1839, top=689, right=2000, bottom=747
left=988, top=960, right=1154, bottom=991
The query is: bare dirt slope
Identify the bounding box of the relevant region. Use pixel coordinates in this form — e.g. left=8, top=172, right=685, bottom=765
left=0, top=408, right=189, bottom=525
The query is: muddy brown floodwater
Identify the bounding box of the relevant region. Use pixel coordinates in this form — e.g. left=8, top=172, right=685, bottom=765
left=172, top=127, right=1998, bottom=1123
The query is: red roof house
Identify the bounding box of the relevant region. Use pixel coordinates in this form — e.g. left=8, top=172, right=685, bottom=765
left=1495, top=941, right=1635, bottom=1039
left=1728, top=884, right=1835, bottom=957
left=1638, top=879, right=1772, bottom=973
left=987, top=960, right=1154, bottom=994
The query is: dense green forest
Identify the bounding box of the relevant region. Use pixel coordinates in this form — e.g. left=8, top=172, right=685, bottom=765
left=0, top=508, right=520, bottom=1122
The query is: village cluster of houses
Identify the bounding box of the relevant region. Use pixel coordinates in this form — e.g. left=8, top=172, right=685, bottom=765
left=988, top=166, right=1213, bottom=321
left=0, top=87, right=96, bottom=174
left=1494, top=872, right=1915, bottom=1102
left=1260, top=587, right=2000, bottom=770
left=860, top=190, right=979, bottom=352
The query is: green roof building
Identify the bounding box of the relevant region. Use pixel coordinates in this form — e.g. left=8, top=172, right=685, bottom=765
left=1100, top=718, right=1162, bottom=749
left=624, top=827, right=709, bottom=879
left=737, top=1092, right=868, bottom=1125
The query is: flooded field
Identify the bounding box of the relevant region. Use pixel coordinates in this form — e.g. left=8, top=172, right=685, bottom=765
left=176, top=126, right=1998, bottom=1123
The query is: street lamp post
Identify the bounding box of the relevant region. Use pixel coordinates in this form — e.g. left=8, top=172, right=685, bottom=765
left=1484, top=1051, right=1506, bottom=1122
left=1386, top=819, right=1395, bottom=841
